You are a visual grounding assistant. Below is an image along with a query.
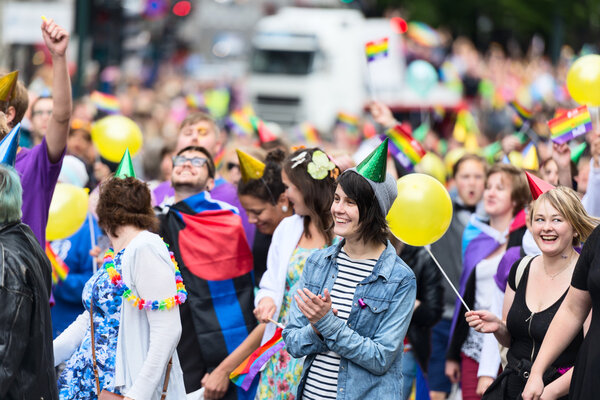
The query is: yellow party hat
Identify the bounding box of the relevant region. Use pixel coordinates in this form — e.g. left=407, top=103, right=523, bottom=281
left=0, top=71, right=18, bottom=102
left=236, top=149, right=265, bottom=183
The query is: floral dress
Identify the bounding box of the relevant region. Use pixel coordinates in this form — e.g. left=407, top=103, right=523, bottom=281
left=57, top=250, right=125, bottom=399
left=256, top=246, right=318, bottom=400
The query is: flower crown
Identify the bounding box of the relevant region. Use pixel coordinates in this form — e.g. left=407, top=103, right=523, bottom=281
left=291, top=150, right=338, bottom=180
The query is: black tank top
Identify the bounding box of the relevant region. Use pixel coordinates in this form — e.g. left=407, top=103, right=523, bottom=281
left=505, top=257, right=584, bottom=369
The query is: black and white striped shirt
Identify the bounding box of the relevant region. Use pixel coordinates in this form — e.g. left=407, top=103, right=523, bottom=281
left=302, top=250, right=377, bottom=400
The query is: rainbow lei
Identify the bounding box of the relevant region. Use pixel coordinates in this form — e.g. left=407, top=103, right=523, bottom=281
left=103, top=246, right=188, bottom=311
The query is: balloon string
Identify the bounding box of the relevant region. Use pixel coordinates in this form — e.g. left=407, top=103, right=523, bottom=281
left=425, top=246, right=471, bottom=312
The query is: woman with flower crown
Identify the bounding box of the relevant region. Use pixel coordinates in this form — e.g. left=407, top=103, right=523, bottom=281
left=53, top=174, right=187, bottom=400
left=252, top=147, right=339, bottom=399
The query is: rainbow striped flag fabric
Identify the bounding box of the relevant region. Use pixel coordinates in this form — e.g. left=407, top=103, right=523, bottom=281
left=46, top=241, right=69, bottom=284
left=230, top=327, right=285, bottom=390
left=384, top=125, right=426, bottom=171
left=90, top=91, right=120, bottom=114
left=336, top=111, right=360, bottom=131
left=365, top=37, right=389, bottom=62
left=509, top=101, right=533, bottom=127
left=547, top=105, right=592, bottom=144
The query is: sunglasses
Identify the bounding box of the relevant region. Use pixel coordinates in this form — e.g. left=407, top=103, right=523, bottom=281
left=172, top=155, right=209, bottom=168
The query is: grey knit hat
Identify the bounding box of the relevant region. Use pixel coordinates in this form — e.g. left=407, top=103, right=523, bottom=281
left=344, top=168, right=398, bottom=217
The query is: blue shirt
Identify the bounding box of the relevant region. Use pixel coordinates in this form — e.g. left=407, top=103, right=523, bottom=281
left=283, top=240, right=417, bottom=399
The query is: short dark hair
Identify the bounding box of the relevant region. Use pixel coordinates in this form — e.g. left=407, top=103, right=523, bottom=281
left=238, top=149, right=286, bottom=204
left=97, top=176, right=158, bottom=237
left=487, top=163, right=531, bottom=216
left=0, top=76, right=28, bottom=126
left=338, top=171, right=389, bottom=245
left=284, top=148, right=336, bottom=245
left=176, top=145, right=215, bottom=178
left=453, top=153, right=486, bottom=178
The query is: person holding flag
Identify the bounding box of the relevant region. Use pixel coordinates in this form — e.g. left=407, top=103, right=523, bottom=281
left=158, top=145, right=261, bottom=400
left=283, top=139, right=417, bottom=399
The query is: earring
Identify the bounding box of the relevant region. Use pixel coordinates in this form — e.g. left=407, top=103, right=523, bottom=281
left=574, top=232, right=579, bottom=237
left=282, top=205, right=289, bottom=213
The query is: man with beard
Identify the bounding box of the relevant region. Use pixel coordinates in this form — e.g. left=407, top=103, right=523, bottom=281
left=0, top=18, right=71, bottom=246
left=157, top=146, right=263, bottom=400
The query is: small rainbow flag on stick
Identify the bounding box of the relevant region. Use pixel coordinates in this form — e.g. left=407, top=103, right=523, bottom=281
left=509, top=101, right=533, bottom=128
left=365, top=37, right=389, bottom=62
left=230, top=327, right=285, bottom=390
left=547, top=105, right=592, bottom=144
left=46, top=241, right=69, bottom=284
left=384, top=124, right=426, bottom=171
left=90, top=91, right=120, bottom=114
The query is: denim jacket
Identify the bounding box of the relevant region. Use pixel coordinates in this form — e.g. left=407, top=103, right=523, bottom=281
left=282, top=240, right=417, bottom=399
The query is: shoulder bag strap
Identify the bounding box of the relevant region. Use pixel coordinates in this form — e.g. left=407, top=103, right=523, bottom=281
left=160, top=358, right=173, bottom=400
left=515, top=255, right=534, bottom=289
left=90, top=300, right=102, bottom=395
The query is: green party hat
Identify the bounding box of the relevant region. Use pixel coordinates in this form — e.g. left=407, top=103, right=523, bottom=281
left=571, top=142, right=587, bottom=164
left=115, top=148, right=136, bottom=179
left=356, top=138, right=388, bottom=183
left=236, top=149, right=265, bottom=183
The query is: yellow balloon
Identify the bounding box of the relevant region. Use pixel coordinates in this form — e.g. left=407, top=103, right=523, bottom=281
left=566, top=55, right=600, bottom=106
left=91, top=115, right=143, bottom=162
left=386, top=173, right=453, bottom=246
left=46, top=183, right=89, bottom=241
left=416, top=152, right=447, bottom=184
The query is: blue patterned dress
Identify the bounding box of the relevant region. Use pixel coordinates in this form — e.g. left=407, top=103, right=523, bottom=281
left=57, top=250, right=125, bottom=399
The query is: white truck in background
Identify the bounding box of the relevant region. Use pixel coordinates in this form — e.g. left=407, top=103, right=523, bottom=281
left=247, top=8, right=370, bottom=134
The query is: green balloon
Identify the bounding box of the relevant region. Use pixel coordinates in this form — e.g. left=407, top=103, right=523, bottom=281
left=406, top=60, right=438, bottom=97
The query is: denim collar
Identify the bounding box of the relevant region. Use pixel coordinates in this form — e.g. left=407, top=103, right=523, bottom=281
left=323, top=239, right=397, bottom=282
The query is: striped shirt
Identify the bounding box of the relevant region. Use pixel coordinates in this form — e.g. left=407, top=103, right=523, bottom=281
left=302, top=250, right=377, bottom=400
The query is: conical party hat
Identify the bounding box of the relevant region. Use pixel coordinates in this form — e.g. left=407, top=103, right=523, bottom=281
left=0, top=71, right=18, bottom=102
left=571, top=142, right=587, bottom=164
left=114, top=148, right=136, bottom=179
left=236, top=149, right=265, bottom=183
left=525, top=171, right=554, bottom=200
left=521, top=142, right=539, bottom=170
left=356, top=138, right=388, bottom=183
left=0, top=123, right=21, bottom=166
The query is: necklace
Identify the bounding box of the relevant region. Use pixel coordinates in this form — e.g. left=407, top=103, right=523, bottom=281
left=543, top=253, right=575, bottom=280
left=103, top=245, right=187, bottom=310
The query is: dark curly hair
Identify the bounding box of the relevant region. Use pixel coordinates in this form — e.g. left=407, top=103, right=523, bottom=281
left=283, top=148, right=337, bottom=245
left=238, top=149, right=286, bottom=205
left=96, top=176, right=158, bottom=237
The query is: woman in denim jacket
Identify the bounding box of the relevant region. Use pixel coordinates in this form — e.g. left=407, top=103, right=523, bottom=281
left=283, top=140, right=417, bottom=399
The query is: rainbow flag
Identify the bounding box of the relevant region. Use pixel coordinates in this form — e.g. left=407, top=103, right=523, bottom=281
left=365, top=37, right=389, bottom=62
left=213, top=147, right=225, bottom=171
left=299, top=122, right=320, bottom=144
left=46, top=241, right=69, bottom=284
left=385, top=125, right=426, bottom=171
left=90, top=91, right=120, bottom=114
left=230, top=327, right=285, bottom=391
left=509, top=101, right=533, bottom=127
left=548, top=105, right=592, bottom=144
left=336, top=111, right=360, bottom=130
left=228, top=109, right=254, bottom=137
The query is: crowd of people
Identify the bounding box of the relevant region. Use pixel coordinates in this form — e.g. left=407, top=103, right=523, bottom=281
left=1, top=14, right=600, bottom=400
